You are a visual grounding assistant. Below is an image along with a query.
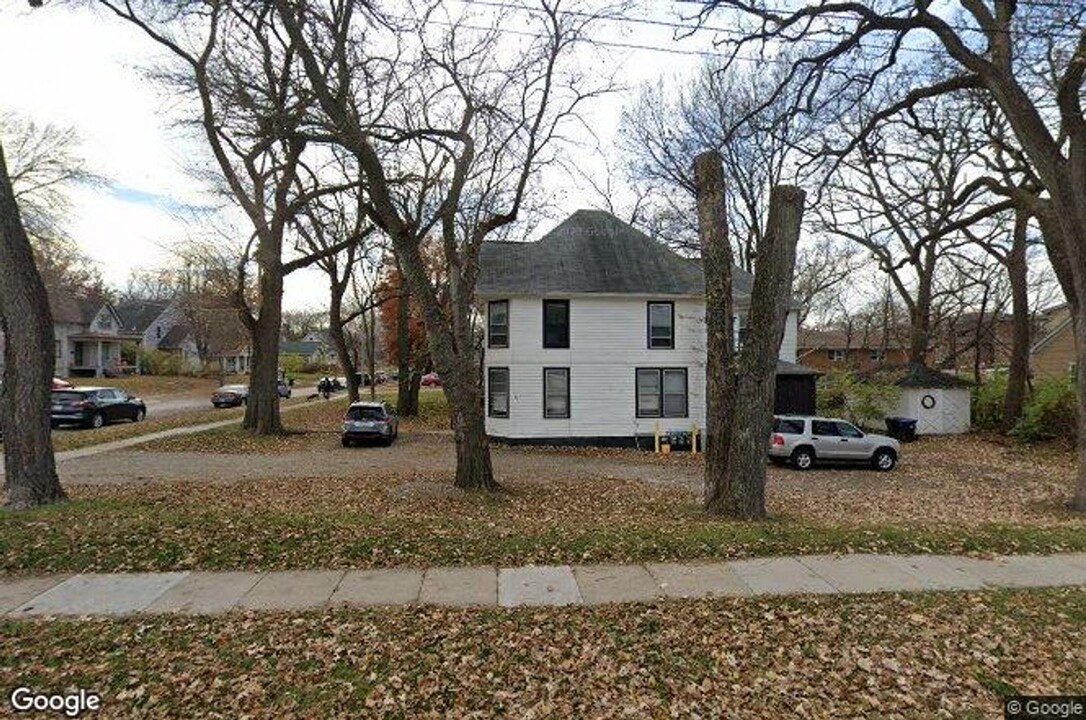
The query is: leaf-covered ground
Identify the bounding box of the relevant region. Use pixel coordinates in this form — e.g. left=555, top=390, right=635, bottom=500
left=2, top=470, right=1083, bottom=573
left=1, top=588, right=1082, bottom=718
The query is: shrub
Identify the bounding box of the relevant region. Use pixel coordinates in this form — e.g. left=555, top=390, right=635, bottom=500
left=1010, top=376, right=1077, bottom=444
left=136, top=349, right=188, bottom=376
left=816, top=369, right=901, bottom=430
left=972, top=372, right=1009, bottom=432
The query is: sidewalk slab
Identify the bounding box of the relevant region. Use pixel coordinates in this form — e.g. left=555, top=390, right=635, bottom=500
left=12, top=573, right=188, bottom=616
left=799, top=555, right=933, bottom=593
left=943, top=555, right=1086, bottom=589
left=881, top=555, right=986, bottom=591
left=499, top=566, right=582, bottom=607
left=420, top=567, right=496, bottom=606
left=574, top=565, right=660, bottom=605
left=0, top=576, right=69, bottom=614
left=237, top=571, right=344, bottom=611
left=729, top=557, right=836, bottom=595
left=646, top=563, right=751, bottom=599
left=146, top=572, right=263, bottom=614
left=331, top=569, right=423, bottom=607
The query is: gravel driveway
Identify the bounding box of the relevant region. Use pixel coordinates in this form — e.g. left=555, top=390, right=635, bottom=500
left=56, top=433, right=704, bottom=487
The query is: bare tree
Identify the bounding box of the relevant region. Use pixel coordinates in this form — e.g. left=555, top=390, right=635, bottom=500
left=699, top=0, right=1086, bottom=510
left=94, top=1, right=356, bottom=434
left=697, top=150, right=803, bottom=519
left=277, top=0, right=609, bottom=490
left=0, top=141, right=64, bottom=509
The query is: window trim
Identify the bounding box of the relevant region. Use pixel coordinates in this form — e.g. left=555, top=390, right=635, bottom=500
left=646, top=301, right=675, bottom=349
left=487, top=367, right=510, bottom=418
left=828, top=348, right=846, bottom=362
left=542, top=299, right=570, bottom=349
left=635, top=367, right=689, bottom=419
left=542, top=367, right=570, bottom=419
left=487, top=300, right=509, bottom=349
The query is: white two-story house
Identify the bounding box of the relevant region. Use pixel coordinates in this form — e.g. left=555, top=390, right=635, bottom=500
left=476, top=209, right=816, bottom=447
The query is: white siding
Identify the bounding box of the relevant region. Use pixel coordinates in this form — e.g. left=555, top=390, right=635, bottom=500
left=780, top=310, right=798, bottom=363
left=483, top=295, right=799, bottom=440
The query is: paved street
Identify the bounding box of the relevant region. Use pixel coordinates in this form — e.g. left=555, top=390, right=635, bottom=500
left=3, top=553, right=1084, bottom=617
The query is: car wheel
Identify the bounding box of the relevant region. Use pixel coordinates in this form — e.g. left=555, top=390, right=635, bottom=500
left=341, top=437, right=352, bottom=448
left=135, top=409, right=146, bottom=422
left=872, top=448, right=897, bottom=471
left=790, top=446, right=815, bottom=470
left=89, top=412, right=105, bottom=430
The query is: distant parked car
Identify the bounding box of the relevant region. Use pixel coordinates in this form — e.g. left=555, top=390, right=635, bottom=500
left=341, top=401, right=399, bottom=447
left=373, top=371, right=388, bottom=385
left=51, top=387, right=146, bottom=429
left=277, top=380, right=292, bottom=399
left=768, top=415, right=900, bottom=471
left=421, top=372, right=442, bottom=387
left=212, top=384, right=249, bottom=408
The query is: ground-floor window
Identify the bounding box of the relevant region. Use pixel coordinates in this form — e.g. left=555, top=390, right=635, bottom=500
left=636, top=368, right=688, bottom=418
left=543, top=367, right=570, bottom=419
left=488, top=367, right=510, bottom=418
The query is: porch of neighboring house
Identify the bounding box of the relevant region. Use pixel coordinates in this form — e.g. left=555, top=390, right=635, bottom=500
left=67, top=335, right=125, bottom=377
left=221, top=352, right=251, bottom=374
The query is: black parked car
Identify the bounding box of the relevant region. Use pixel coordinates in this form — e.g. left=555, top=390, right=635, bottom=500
left=212, top=384, right=249, bottom=408
left=51, top=387, right=147, bottom=429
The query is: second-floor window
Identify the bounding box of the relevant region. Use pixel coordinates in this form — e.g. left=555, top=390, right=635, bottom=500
left=543, top=299, right=570, bottom=348
left=647, top=302, right=674, bottom=349
left=828, top=349, right=846, bottom=362
left=488, top=300, right=509, bottom=348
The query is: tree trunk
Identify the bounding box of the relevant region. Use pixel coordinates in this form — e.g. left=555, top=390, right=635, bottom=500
left=1002, top=212, right=1030, bottom=432
left=328, top=283, right=360, bottom=403
left=242, top=246, right=284, bottom=435
left=395, top=286, right=417, bottom=416
left=0, top=142, right=65, bottom=509
left=695, top=151, right=736, bottom=515
left=448, top=372, right=496, bottom=491
left=908, top=250, right=935, bottom=365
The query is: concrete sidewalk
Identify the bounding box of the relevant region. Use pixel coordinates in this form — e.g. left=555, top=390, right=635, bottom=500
left=2, top=553, right=1084, bottom=617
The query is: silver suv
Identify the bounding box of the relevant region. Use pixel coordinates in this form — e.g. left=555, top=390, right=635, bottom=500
left=769, top=416, right=900, bottom=471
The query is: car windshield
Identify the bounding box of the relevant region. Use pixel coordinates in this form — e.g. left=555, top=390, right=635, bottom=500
left=773, top=418, right=805, bottom=434
left=52, top=391, right=85, bottom=403
left=218, top=386, right=245, bottom=392
left=346, top=406, right=384, bottom=421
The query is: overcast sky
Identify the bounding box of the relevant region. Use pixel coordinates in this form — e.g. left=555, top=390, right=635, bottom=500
left=0, top=0, right=733, bottom=310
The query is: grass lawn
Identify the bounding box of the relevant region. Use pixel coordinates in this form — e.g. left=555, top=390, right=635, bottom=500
left=1, top=588, right=1082, bottom=718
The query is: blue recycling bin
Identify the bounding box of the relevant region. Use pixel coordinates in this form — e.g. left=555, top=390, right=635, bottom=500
left=885, top=417, right=918, bottom=442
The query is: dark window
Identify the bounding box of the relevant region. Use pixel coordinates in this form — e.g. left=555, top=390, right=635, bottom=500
left=543, top=367, right=570, bottom=419
left=811, top=420, right=840, bottom=436
left=488, top=300, right=509, bottom=348
left=542, top=300, right=570, bottom=348
left=773, top=418, right=805, bottom=434
left=636, top=368, right=688, bottom=418
left=488, top=368, right=510, bottom=418
left=647, top=302, right=674, bottom=349
left=836, top=421, right=864, bottom=438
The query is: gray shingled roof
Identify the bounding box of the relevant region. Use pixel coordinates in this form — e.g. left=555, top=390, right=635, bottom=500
left=116, top=300, right=169, bottom=334
left=477, top=209, right=754, bottom=298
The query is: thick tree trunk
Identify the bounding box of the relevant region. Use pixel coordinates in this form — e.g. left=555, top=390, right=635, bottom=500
left=448, top=374, right=496, bottom=491
left=695, top=151, right=736, bottom=514
left=242, top=248, right=284, bottom=435
left=908, top=252, right=934, bottom=365
left=395, top=289, right=416, bottom=416
left=328, top=285, right=360, bottom=403
left=0, top=142, right=65, bottom=509
left=1002, top=213, right=1030, bottom=432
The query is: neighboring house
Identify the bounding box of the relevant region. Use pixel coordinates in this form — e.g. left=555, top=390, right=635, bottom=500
left=115, top=299, right=176, bottom=350
left=797, top=327, right=909, bottom=373
left=1030, top=303, right=1076, bottom=378
left=476, top=209, right=813, bottom=447
left=48, top=288, right=127, bottom=378
left=280, top=339, right=331, bottom=366
left=158, top=310, right=252, bottom=374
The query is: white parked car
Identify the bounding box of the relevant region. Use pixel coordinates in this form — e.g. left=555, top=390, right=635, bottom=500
left=768, top=415, right=901, bottom=471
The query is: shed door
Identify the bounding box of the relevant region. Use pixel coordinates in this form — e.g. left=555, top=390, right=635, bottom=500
left=775, top=375, right=816, bottom=415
